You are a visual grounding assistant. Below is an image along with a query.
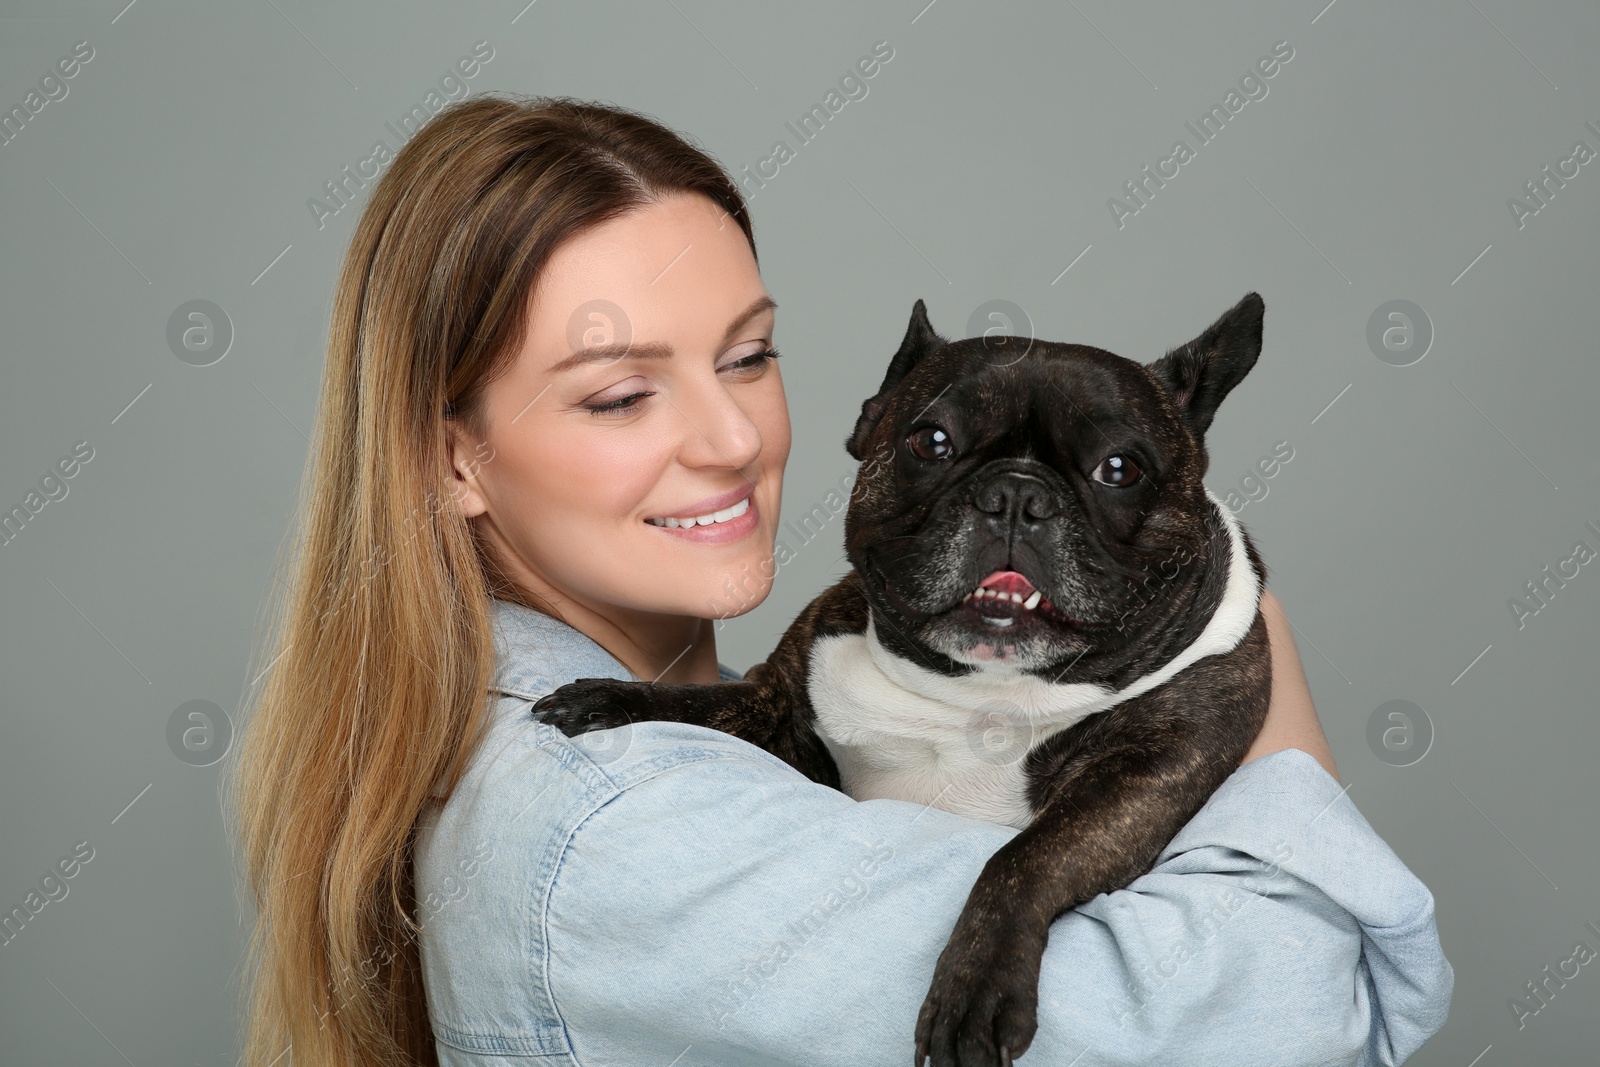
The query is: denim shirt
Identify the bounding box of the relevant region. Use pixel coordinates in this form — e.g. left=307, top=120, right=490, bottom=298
left=413, top=598, right=1453, bottom=1066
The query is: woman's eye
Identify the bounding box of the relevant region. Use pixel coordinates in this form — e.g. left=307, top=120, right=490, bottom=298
left=907, top=424, right=954, bottom=461
left=583, top=349, right=778, bottom=416
left=723, top=347, right=781, bottom=372
left=584, top=391, right=653, bottom=416
left=1093, top=453, right=1143, bottom=486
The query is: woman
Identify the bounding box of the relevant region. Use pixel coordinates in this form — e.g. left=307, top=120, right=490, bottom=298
left=228, top=95, right=1451, bottom=1067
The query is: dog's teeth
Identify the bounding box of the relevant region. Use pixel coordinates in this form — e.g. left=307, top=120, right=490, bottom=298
left=967, top=586, right=1047, bottom=608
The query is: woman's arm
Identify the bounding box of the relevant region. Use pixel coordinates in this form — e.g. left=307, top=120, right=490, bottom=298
left=539, top=724, right=1450, bottom=1067
left=1242, top=588, right=1341, bottom=781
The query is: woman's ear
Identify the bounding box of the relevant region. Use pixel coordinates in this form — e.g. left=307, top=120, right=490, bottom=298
left=445, top=422, right=491, bottom=519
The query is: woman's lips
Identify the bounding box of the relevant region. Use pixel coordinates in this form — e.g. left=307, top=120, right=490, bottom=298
left=648, top=480, right=757, bottom=521
left=643, top=493, right=759, bottom=544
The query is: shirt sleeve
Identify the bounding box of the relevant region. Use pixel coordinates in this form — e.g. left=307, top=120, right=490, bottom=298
left=544, top=740, right=1452, bottom=1067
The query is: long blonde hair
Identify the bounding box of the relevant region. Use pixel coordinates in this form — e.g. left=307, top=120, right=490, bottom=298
left=226, top=94, right=756, bottom=1067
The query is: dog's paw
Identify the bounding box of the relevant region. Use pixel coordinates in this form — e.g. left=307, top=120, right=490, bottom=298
left=532, top=678, right=646, bottom=737
left=913, top=931, right=1042, bottom=1067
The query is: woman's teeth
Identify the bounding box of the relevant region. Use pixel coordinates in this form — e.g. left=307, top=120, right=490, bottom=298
left=646, top=495, right=750, bottom=529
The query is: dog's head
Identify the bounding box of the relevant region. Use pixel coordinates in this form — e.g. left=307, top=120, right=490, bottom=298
left=843, top=293, right=1264, bottom=674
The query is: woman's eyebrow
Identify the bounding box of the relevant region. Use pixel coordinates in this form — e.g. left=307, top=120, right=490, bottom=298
left=548, top=294, right=777, bottom=374
left=720, top=294, right=778, bottom=346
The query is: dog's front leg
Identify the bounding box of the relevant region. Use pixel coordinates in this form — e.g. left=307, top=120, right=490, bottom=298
left=534, top=575, right=869, bottom=788
left=913, top=718, right=1251, bottom=1067
left=533, top=662, right=839, bottom=789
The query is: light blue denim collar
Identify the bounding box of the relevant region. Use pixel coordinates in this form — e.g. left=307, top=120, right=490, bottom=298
left=487, top=597, right=743, bottom=703
left=487, top=597, right=635, bottom=701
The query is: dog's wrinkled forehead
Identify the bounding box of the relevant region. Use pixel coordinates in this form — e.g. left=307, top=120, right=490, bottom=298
left=886, top=338, right=1187, bottom=455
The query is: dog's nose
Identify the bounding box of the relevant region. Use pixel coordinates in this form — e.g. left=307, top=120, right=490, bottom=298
left=974, top=473, right=1060, bottom=526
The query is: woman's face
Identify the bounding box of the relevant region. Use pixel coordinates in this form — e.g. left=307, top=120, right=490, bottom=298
left=449, top=192, right=790, bottom=624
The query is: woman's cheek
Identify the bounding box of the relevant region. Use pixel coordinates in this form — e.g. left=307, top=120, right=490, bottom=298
left=581, top=430, right=674, bottom=523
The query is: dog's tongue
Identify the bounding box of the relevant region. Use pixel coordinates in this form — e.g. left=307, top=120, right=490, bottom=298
left=977, top=570, right=1037, bottom=597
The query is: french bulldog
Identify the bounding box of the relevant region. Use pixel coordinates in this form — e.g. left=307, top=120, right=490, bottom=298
left=535, top=292, right=1275, bottom=1067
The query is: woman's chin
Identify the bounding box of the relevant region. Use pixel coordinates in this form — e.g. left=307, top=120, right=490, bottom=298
left=690, top=552, right=777, bottom=621
left=627, top=517, right=781, bottom=619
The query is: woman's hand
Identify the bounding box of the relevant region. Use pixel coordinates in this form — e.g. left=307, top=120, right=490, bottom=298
left=1240, top=589, right=1341, bottom=782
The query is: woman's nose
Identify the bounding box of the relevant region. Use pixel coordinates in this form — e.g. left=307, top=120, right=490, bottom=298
left=670, top=378, right=763, bottom=473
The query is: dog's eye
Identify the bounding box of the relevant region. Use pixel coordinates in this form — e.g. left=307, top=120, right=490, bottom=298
left=907, top=425, right=954, bottom=461
left=1093, top=453, right=1143, bottom=486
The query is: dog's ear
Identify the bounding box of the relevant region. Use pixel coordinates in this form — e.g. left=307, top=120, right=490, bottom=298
left=1145, top=292, right=1264, bottom=441
left=846, top=299, right=947, bottom=460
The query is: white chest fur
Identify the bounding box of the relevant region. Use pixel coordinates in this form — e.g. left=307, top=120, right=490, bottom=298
left=808, top=488, right=1260, bottom=829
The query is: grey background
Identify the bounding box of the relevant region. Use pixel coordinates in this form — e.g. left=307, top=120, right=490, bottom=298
left=1, top=0, right=1596, bottom=1063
